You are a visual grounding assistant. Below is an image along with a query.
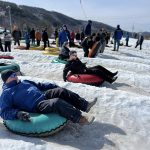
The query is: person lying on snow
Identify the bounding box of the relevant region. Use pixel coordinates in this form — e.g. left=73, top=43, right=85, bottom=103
left=58, top=41, right=70, bottom=60
left=63, top=51, right=118, bottom=84
left=0, top=70, right=97, bottom=125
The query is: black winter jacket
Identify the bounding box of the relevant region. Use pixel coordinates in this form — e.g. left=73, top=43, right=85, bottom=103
left=63, top=58, right=87, bottom=81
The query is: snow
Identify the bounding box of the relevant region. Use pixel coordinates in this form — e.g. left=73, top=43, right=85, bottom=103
left=0, top=38, right=150, bottom=150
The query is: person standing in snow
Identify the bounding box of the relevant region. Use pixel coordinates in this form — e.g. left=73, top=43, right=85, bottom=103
left=84, top=20, right=92, bottom=37
left=42, top=28, right=49, bottom=50
left=113, top=25, right=123, bottom=51
left=30, top=28, right=35, bottom=45
left=54, top=29, right=58, bottom=41
left=0, top=38, right=4, bottom=52
left=63, top=51, right=118, bottom=84
left=125, top=32, right=130, bottom=46
left=35, top=29, right=41, bottom=46
left=12, top=27, right=21, bottom=46
left=98, top=28, right=107, bottom=53
left=4, top=32, right=12, bottom=52
left=24, top=31, right=30, bottom=50
left=135, top=34, right=144, bottom=50
left=58, top=25, right=70, bottom=47
left=80, top=30, right=85, bottom=42
left=0, top=69, right=97, bottom=125
left=75, top=30, right=81, bottom=43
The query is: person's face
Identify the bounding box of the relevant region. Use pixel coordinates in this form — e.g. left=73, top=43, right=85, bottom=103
left=69, top=53, right=77, bottom=60
left=5, top=73, right=18, bottom=84
left=63, top=26, right=67, bottom=30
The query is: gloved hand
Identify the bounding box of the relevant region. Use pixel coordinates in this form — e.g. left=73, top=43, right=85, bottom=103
left=74, top=74, right=80, bottom=78
left=64, top=77, right=67, bottom=82
left=17, top=111, right=30, bottom=121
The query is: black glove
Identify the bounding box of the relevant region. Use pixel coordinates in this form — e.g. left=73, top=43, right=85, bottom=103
left=17, top=111, right=30, bottom=121
left=64, top=77, right=67, bottom=82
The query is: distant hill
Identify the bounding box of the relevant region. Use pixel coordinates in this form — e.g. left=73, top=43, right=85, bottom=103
left=142, top=32, right=150, bottom=39
left=0, top=0, right=115, bottom=35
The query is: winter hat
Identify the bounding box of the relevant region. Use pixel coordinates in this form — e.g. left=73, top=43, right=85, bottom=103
left=62, top=24, right=67, bottom=27
left=117, top=25, right=120, bottom=28
left=62, top=24, right=67, bottom=30
left=88, top=20, right=92, bottom=23
left=1, top=69, right=15, bottom=82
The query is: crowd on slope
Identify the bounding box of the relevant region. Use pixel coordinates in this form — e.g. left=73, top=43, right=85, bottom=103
left=0, top=20, right=145, bottom=53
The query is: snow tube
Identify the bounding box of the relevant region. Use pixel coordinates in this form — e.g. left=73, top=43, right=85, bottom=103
left=43, top=51, right=59, bottom=56
left=43, top=47, right=60, bottom=56
left=14, top=46, right=26, bottom=50
left=51, top=57, right=67, bottom=64
left=4, top=113, right=67, bottom=137
left=0, top=55, right=14, bottom=59
left=67, top=74, right=104, bottom=86
left=45, top=47, right=59, bottom=51
left=29, top=46, right=44, bottom=50
left=0, top=62, right=20, bottom=72
left=42, top=51, right=59, bottom=56
left=88, top=42, right=100, bottom=58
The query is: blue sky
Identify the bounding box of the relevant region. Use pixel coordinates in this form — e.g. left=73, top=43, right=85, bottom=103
left=2, top=0, right=150, bottom=32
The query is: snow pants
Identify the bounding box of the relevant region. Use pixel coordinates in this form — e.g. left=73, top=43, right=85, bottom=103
left=36, top=87, right=88, bottom=123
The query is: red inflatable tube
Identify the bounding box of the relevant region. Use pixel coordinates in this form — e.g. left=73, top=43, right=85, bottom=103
left=67, top=74, right=104, bottom=86
left=0, top=55, right=14, bottom=59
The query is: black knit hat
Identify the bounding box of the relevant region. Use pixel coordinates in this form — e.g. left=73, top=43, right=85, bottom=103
left=1, top=69, right=15, bottom=82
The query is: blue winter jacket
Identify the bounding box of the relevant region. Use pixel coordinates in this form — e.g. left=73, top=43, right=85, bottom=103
left=114, top=28, right=123, bottom=40
left=0, top=80, right=58, bottom=120
left=59, top=30, right=70, bottom=47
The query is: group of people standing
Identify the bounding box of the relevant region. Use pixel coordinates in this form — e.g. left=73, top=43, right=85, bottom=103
left=112, top=25, right=145, bottom=51
left=24, top=28, right=49, bottom=50
left=58, top=20, right=111, bottom=58
left=0, top=20, right=145, bottom=53
left=0, top=27, right=50, bottom=51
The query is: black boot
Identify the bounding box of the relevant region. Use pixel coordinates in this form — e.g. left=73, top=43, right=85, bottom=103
left=112, top=71, right=118, bottom=77
left=110, top=76, right=118, bottom=84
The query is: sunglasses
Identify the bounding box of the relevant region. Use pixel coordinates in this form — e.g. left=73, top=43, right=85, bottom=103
left=9, top=73, right=17, bottom=78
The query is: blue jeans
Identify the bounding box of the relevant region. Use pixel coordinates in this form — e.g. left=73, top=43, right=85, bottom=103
left=36, top=88, right=88, bottom=123
left=114, top=39, right=120, bottom=51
